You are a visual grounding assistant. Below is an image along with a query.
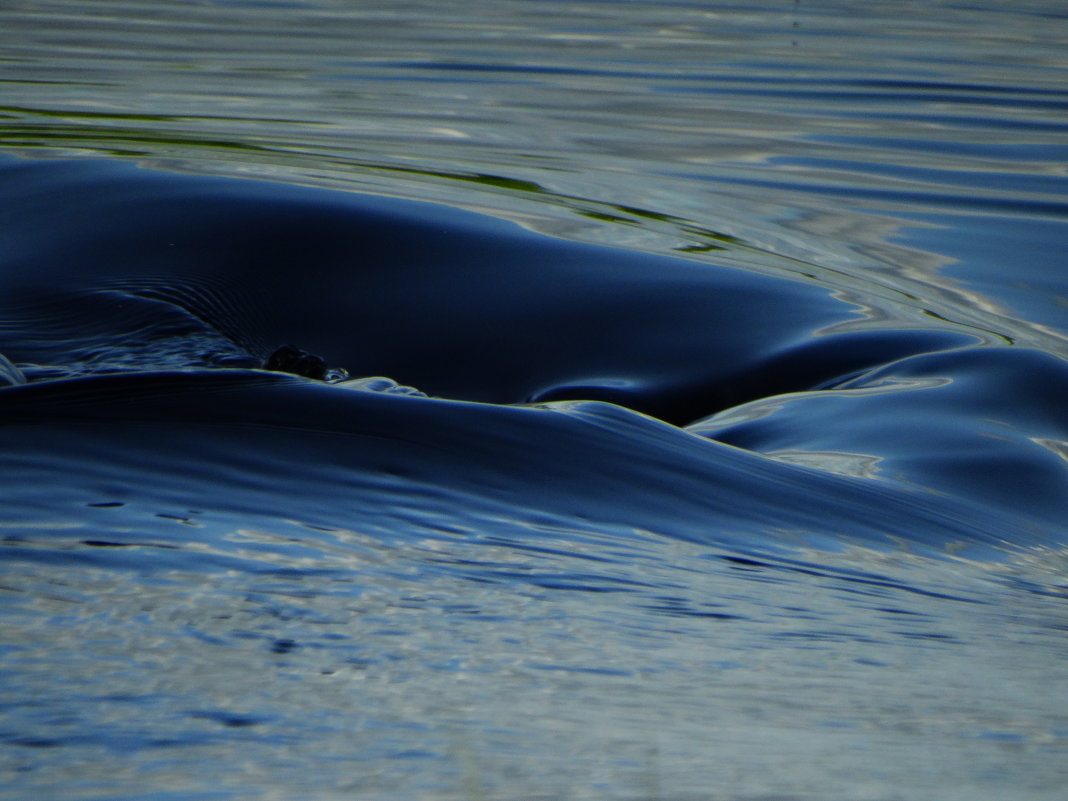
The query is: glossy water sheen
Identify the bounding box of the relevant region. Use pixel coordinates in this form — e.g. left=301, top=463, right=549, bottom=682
left=1, top=2, right=1067, bottom=800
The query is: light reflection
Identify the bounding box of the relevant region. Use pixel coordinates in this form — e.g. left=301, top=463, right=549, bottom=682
left=766, top=448, right=884, bottom=479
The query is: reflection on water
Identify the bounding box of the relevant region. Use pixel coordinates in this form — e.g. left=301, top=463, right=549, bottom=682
left=2, top=2, right=1068, bottom=800
left=3, top=1, right=1065, bottom=357
left=3, top=540, right=1065, bottom=800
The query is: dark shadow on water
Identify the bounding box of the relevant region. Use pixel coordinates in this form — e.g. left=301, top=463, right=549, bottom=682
left=0, top=155, right=1066, bottom=566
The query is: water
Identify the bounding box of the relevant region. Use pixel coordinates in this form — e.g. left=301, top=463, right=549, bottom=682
left=2, top=2, right=1067, bottom=799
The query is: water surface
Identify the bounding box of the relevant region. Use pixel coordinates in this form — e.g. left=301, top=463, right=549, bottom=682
left=1, top=2, right=1067, bottom=800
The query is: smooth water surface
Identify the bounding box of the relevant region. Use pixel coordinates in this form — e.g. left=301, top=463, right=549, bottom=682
left=1, top=2, right=1067, bottom=800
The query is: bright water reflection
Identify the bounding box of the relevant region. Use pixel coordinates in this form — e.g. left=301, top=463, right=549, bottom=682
left=4, top=532, right=1067, bottom=800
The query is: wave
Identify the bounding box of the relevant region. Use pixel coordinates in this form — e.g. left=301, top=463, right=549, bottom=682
left=1, top=156, right=1066, bottom=565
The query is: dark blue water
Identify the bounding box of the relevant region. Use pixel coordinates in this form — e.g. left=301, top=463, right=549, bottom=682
left=2, top=2, right=1068, bottom=800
